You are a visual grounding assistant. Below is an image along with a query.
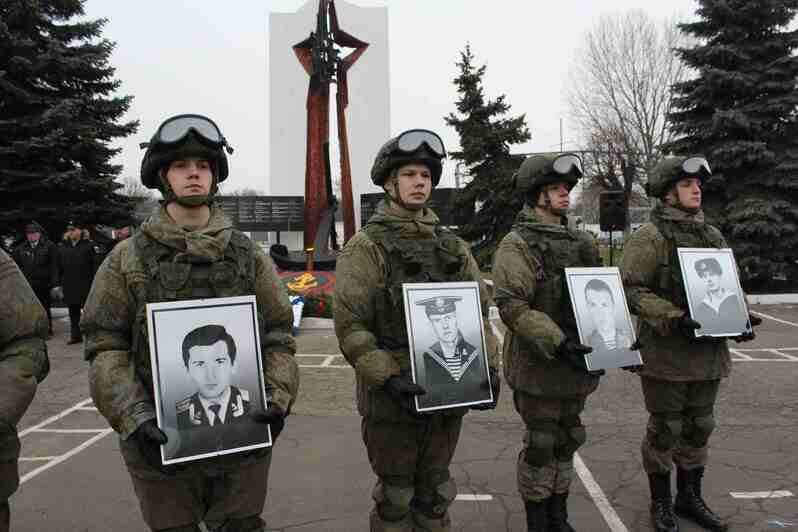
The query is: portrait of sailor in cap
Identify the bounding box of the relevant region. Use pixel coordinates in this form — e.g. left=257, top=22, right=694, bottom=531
left=691, top=257, right=744, bottom=333
left=414, top=295, right=490, bottom=410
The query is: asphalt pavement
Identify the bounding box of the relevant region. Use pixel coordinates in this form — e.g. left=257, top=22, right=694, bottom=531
left=9, top=304, right=798, bottom=531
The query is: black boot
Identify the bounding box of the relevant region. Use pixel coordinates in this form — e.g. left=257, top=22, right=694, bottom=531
left=648, top=473, right=680, bottom=532
left=547, top=493, right=575, bottom=531
left=525, top=500, right=549, bottom=532
left=674, top=467, right=728, bottom=531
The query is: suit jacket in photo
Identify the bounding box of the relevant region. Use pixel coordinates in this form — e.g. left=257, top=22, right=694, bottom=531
left=586, top=328, right=633, bottom=355
left=173, top=385, right=266, bottom=459
left=418, top=334, right=490, bottom=409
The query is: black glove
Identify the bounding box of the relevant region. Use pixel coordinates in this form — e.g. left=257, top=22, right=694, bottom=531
left=621, top=340, right=645, bottom=373
left=673, top=315, right=702, bottom=338
left=132, top=420, right=172, bottom=474
left=384, top=374, right=426, bottom=415
left=555, top=340, right=604, bottom=377
left=748, top=314, right=763, bottom=327
left=734, top=330, right=756, bottom=343
left=251, top=405, right=286, bottom=441
left=472, top=366, right=501, bottom=410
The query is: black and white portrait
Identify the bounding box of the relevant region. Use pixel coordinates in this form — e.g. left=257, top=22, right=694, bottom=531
left=677, top=248, right=750, bottom=337
left=403, top=282, right=493, bottom=412
left=565, top=267, right=643, bottom=371
left=146, top=296, right=271, bottom=464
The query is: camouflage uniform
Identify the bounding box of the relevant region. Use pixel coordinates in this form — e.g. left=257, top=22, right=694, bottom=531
left=334, top=131, right=498, bottom=532
left=0, top=249, right=49, bottom=531
left=493, top=206, right=601, bottom=503
left=82, top=115, right=298, bottom=532
left=620, top=156, right=739, bottom=532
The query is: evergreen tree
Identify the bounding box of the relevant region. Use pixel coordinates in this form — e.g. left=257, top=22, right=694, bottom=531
left=667, top=0, right=798, bottom=290
left=0, top=0, right=138, bottom=240
left=444, top=45, right=530, bottom=267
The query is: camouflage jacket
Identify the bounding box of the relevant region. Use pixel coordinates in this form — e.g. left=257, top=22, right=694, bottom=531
left=334, top=200, right=498, bottom=421
left=0, top=250, right=49, bottom=466
left=493, top=206, right=601, bottom=397
left=81, top=205, right=298, bottom=439
left=620, top=204, right=731, bottom=381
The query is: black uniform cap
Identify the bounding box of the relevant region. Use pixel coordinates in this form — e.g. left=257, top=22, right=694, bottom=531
left=416, top=296, right=462, bottom=316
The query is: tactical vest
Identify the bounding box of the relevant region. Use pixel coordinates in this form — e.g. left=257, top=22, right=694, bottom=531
left=515, top=223, right=601, bottom=339
left=650, top=214, right=725, bottom=310
left=128, top=230, right=260, bottom=392
left=363, top=222, right=469, bottom=351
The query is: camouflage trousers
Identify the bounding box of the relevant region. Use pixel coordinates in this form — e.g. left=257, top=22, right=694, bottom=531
left=513, top=392, right=588, bottom=502
left=119, top=437, right=270, bottom=532
left=362, top=415, right=462, bottom=532
left=640, top=377, right=721, bottom=475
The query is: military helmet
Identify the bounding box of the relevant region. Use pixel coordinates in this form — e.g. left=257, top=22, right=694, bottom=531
left=140, top=114, right=232, bottom=190
left=646, top=155, right=711, bottom=198
left=514, top=153, right=584, bottom=196
left=370, top=129, right=446, bottom=187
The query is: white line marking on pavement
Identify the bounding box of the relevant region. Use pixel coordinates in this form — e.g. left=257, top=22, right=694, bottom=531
left=18, top=398, right=95, bottom=438
left=769, top=349, right=798, bottom=361
left=490, top=324, right=628, bottom=531
left=75, top=406, right=98, bottom=411
left=19, top=457, right=59, bottom=462
left=455, top=494, right=493, bottom=501
left=320, top=355, right=337, bottom=367
left=20, top=428, right=114, bottom=484
left=729, top=349, right=754, bottom=360
left=751, top=310, right=798, bottom=328
left=730, top=490, right=793, bottom=499
left=32, top=428, right=108, bottom=434
left=574, top=453, right=629, bottom=532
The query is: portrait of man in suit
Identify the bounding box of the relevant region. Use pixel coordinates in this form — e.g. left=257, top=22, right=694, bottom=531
left=414, top=295, right=490, bottom=410
left=173, top=324, right=265, bottom=459
left=583, top=278, right=633, bottom=354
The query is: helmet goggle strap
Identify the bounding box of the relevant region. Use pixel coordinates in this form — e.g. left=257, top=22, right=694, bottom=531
left=681, top=156, right=711, bottom=176
left=551, top=153, right=584, bottom=177
left=141, top=114, right=234, bottom=154
left=396, top=129, right=446, bottom=158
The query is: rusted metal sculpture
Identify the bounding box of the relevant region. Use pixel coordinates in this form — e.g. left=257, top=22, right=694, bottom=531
left=275, top=0, right=367, bottom=271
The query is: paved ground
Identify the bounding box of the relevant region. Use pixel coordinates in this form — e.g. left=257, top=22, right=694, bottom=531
left=8, top=304, right=798, bottom=531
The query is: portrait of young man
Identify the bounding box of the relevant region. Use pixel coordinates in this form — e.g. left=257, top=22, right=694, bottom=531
left=691, top=257, right=744, bottom=334
left=583, top=278, right=633, bottom=354
left=171, top=323, right=267, bottom=461
left=414, top=295, right=491, bottom=410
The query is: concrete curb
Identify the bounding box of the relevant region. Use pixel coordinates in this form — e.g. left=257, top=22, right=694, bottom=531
left=747, top=293, right=798, bottom=305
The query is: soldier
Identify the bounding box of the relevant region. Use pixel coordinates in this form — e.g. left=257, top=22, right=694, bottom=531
left=493, top=153, right=609, bottom=531
left=0, top=249, right=50, bottom=532
left=620, top=156, right=760, bottom=532
left=334, top=129, right=500, bottom=532
left=56, top=221, right=98, bottom=344
left=81, top=113, right=299, bottom=532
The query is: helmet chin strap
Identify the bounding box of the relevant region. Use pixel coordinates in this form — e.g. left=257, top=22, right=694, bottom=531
left=385, top=177, right=424, bottom=211
left=665, top=187, right=700, bottom=214
left=158, top=171, right=218, bottom=207
left=536, top=188, right=567, bottom=217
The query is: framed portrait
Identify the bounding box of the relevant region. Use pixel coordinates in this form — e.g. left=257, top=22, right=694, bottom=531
left=403, top=281, right=493, bottom=412
left=677, top=248, right=751, bottom=337
left=565, top=267, right=643, bottom=371
left=146, top=295, right=271, bottom=465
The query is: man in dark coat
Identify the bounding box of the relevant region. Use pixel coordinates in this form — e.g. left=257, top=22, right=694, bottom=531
left=416, top=296, right=490, bottom=410
left=57, top=221, right=97, bottom=344
left=11, top=222, right=59, bottom=335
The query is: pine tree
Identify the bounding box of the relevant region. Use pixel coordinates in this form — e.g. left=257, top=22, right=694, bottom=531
left=444, top=45, right=531, bottom=267
left=0, top=0, right=138, bottom=240
left=667, top=0, right=798, bottom=290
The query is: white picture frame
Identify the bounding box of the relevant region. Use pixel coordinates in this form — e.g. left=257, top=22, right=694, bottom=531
left=677, top=248, right=751, bottom=337
left=146, top=295, right=271, bottom=465
left=565, top=267, right=643, bottom=371
left=403, top=281, right=493, bottom=412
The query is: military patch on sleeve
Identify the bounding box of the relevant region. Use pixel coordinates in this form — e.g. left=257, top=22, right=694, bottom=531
left=176, top=397, right=192, bottom=413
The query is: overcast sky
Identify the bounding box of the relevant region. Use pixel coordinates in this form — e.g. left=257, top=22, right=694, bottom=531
left=82, top=0, right=699, bottom=192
